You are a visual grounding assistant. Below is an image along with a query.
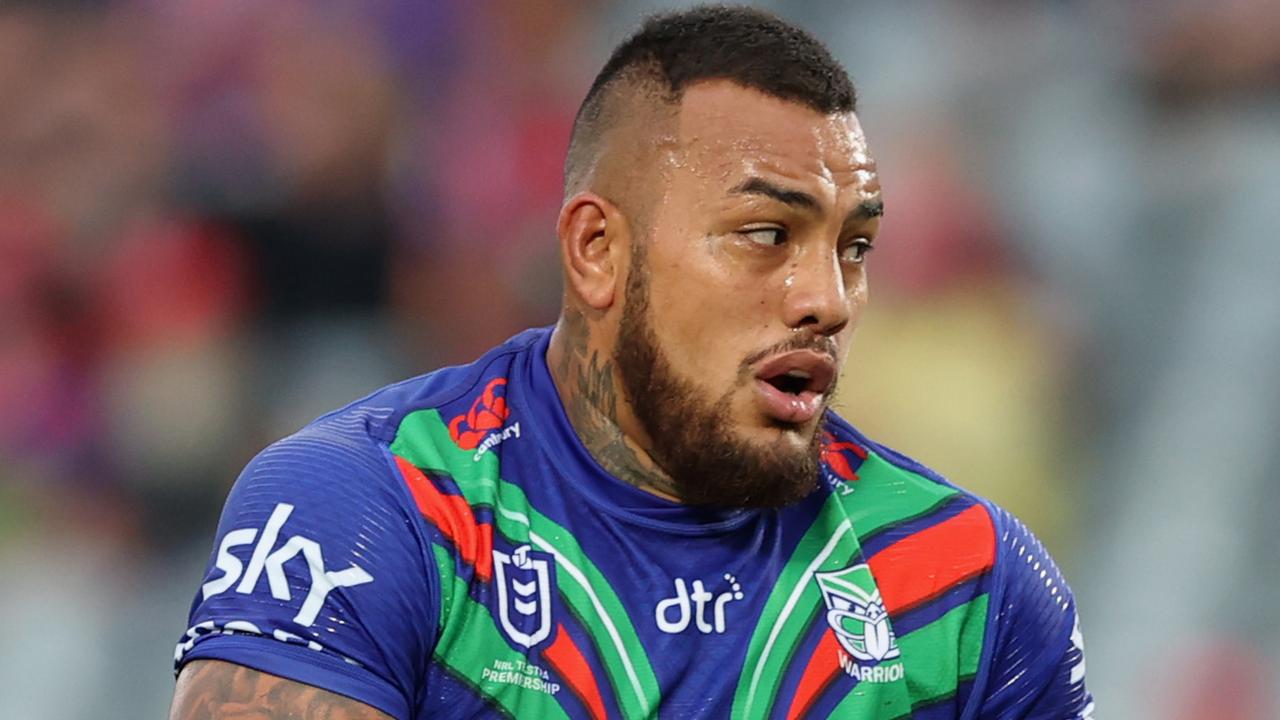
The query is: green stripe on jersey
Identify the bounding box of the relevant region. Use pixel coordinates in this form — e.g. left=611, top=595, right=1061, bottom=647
left=830, top=594, right=990, bottom=718
left=392, top=409, right=661, bottom=719
left=731, top=492, right=865, bottom=719
left=836, top=448, right=959, bottom=537
left=899, top=594, right=988, bottom=705
left=731, top=446, right=964, bottom=719
left=430, top=544, right=567, bottom=719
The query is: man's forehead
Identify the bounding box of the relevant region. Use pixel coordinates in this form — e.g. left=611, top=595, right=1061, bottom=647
left=666, top=80, right=876, bottom=189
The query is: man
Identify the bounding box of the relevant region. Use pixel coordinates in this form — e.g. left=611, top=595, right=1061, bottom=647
left=171, top=7, right=1092, bottom=719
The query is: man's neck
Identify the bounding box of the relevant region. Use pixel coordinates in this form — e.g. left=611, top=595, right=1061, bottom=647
left=547, top=309, right=681, bottom=500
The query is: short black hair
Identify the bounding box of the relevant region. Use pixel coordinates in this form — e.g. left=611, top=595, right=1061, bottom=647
left=584, top=5, right=855, bottom=116
left=565, top=5, right=856, bottom=193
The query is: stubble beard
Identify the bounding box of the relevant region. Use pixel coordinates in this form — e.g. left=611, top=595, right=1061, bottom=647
left=612, top=244, right=823, bottom=509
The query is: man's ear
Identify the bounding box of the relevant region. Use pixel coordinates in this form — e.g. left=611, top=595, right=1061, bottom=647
left=557, top=192, right=628, bottom=311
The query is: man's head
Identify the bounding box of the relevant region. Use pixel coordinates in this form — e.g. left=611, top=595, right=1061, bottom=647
left=555, top=5, right=882, bottom=508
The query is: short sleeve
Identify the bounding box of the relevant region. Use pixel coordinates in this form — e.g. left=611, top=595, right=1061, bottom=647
left=976, top=508, right=1094, bottom=720
left=174, top=417, right=438, bottom=720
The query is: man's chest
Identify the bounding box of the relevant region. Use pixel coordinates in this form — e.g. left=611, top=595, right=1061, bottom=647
left=418, top=487, right=987, bottom=719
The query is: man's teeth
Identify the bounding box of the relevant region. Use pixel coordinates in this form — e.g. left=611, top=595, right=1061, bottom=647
left=784, top=369, right=812, bottom=379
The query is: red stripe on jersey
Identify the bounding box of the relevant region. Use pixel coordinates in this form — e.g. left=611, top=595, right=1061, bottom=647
left=785, top=629, right=844, bottom=720
left=869, top=504, right=995, bottom=615
left=543, top=623, right=609, bottom=720
left=394, top=455, right=494, bottom=582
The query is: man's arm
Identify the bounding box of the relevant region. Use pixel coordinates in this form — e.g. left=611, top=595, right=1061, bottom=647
left=170, top=660, right=393, bottom=720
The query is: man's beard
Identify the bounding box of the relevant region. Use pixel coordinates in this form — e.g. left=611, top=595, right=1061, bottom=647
left=613, top=246, right=825, bottom=509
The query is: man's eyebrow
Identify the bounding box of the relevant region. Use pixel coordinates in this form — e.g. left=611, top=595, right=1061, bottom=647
left=730, top=177, right=820, bottom=211
left=849, top=199, right=884, bottom=222
left=731, top=178, right=884, bottom=224
left=840, top=200, right=884, bottom=236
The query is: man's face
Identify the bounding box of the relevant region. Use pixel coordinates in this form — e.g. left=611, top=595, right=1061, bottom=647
left=613, top=80, right=882, bottom=508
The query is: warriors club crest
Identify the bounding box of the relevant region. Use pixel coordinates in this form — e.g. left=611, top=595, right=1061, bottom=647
left=492, top=544, right=555, bottom=648
left=815, top=563, right=903, bottom=680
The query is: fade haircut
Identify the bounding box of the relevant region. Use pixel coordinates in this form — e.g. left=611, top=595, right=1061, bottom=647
left=563, top=4, right=857, bottom=196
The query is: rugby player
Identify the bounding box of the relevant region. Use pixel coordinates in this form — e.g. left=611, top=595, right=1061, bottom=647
left=171, top=6, right=1093, bottom=718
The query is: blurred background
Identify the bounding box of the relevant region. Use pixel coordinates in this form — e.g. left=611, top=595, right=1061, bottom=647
left=1, top=0, right=1277, bottom=717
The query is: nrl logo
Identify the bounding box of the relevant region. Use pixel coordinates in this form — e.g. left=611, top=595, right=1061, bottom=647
left=815, top=563, right=904, bottom=682
left=493, top=544, right=555, bottom=648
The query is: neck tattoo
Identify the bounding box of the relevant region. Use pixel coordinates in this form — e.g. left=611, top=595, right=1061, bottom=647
left=554, top=310, right=680, bottom=498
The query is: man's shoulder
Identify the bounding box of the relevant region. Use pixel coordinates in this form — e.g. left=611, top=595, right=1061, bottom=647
left=820, top=412, right=1014, bottom=588
left=286, top=328, right=546, bottom=450
left=227, top=328, right=546, bottom=518
left=815, top=418, right=1089, bottom=717
left=179, top=333, right=540, bottom=685
left=821, top=413, right=1080, bottom=660
left=821, top=411, right=993, bottom=516
left=821, top=413, right=1060, bottom=568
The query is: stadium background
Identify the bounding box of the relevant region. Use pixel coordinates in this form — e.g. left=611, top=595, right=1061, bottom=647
left=1, top=1, right=1277, bottom=717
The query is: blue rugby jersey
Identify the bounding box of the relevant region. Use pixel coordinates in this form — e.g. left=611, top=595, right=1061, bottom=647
left=177, top=327, right=1093, bottom=719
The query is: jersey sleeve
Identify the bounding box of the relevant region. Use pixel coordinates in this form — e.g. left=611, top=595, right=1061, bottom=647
left=975, top=507, right=1094, bottom=720
left=174, top=418, right=438, bottom=720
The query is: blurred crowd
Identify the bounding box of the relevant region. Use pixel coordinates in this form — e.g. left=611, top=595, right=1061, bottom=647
left=0, top=1, right=1277, bottom=717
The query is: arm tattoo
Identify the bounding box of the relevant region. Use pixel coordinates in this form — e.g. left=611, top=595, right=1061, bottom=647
left=170, top=659, right=392, bottom=720
left=554, top=310, right=680, bottom=497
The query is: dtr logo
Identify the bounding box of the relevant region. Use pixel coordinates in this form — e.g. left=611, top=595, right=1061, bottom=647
left=815, top=563, right=904, bottom=683
left=201, top=503, right=373, bottom=627
left=655, top=574, right=744, bottom=634
left=449, top=378, right=512, bottom=451
left=493, top=544, right=555, bottom=648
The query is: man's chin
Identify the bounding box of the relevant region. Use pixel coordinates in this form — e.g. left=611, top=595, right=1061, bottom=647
left=667, top=420, right=823, bottom=509
left=747, top=412, right=826, bottom=445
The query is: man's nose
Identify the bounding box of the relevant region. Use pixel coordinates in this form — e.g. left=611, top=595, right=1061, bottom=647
left=781, top=245, right=851, bottom=336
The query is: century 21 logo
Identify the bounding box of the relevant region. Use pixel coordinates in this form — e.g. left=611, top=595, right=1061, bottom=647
left=655, top=574, right=744, bottom=634
left=201, top=503, right=373, bottom=627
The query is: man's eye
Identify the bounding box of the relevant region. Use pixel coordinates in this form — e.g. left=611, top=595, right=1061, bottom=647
left=742, top=227, right=787, bottom=246
left=841, top=239, right=875, bottom=264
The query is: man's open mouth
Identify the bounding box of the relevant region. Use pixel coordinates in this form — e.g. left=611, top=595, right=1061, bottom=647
left=756, top=351, right=836, bottom=395
left=763, top=369, right=819, bottom=396
left=753, top=350, right=837, bottom=424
